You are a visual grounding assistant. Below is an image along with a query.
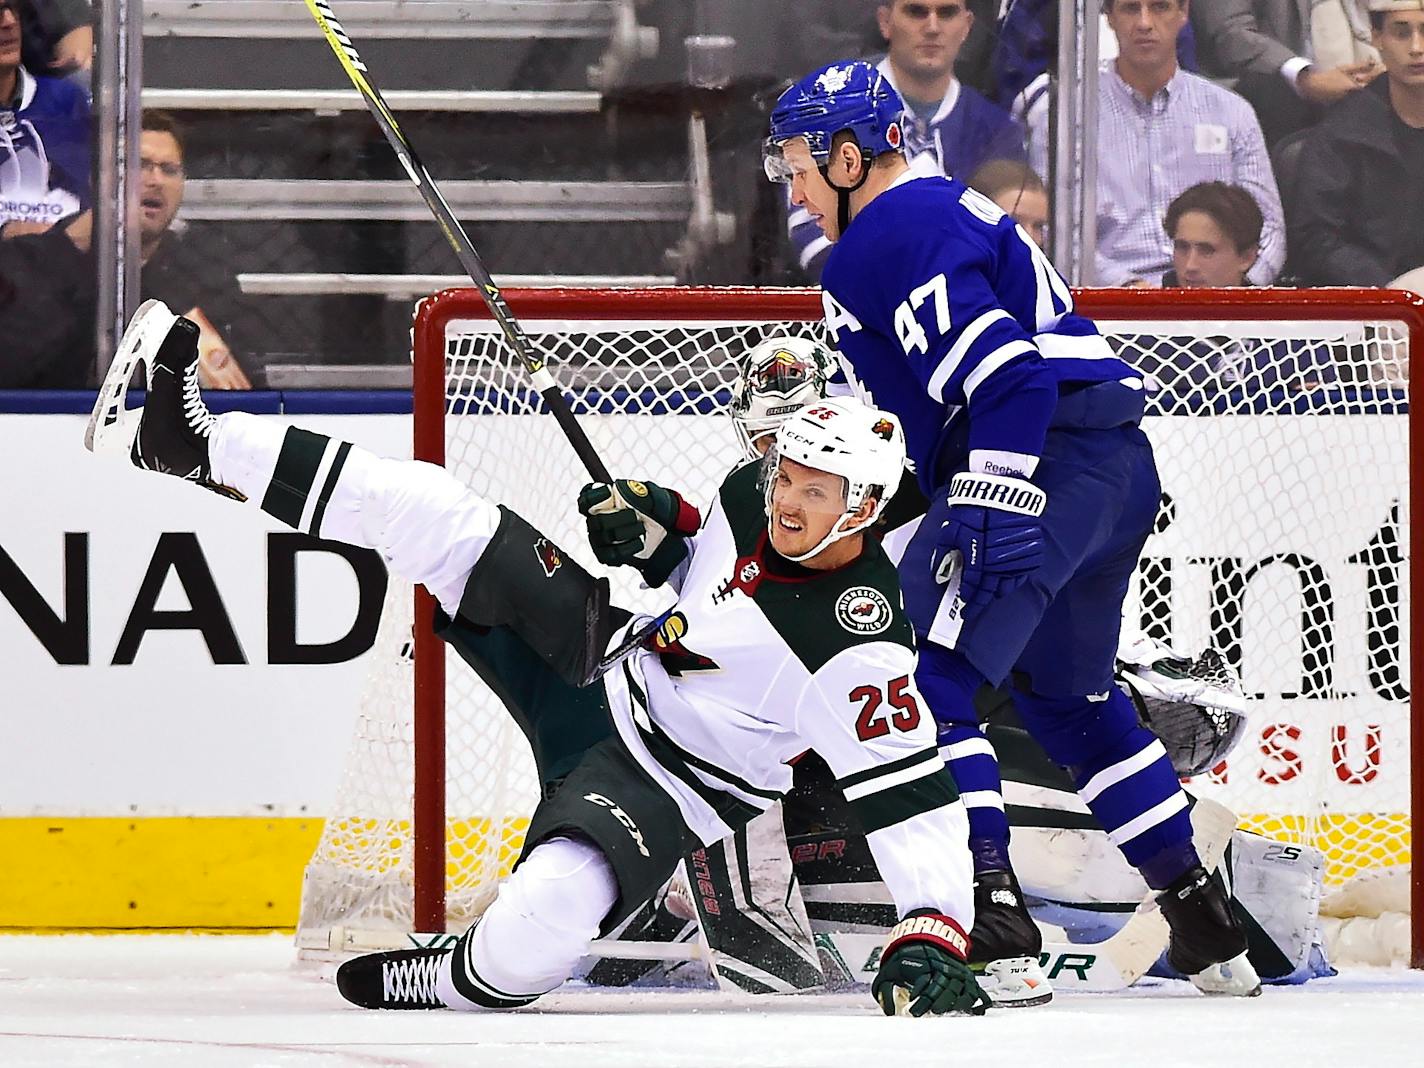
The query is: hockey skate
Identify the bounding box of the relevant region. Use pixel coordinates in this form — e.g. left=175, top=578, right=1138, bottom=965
left=84, top=299, right=244, bottom=499
left=968, top=869, right=1052, bottom=1007
left=336, top=948, right=450, bottom=1010
left=1158, top=865, right=1262, bottom=997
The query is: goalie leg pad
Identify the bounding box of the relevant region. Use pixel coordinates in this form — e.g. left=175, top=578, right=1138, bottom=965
left=682, top=804, right=826, bottom=994
left=456, top=505, right=614, bottom=687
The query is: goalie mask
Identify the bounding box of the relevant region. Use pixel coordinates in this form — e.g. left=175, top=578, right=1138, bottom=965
left=762, top=396, right=906, bottom=563
left=731, top=335, right=838, bottom=459
left=1116, top=641, right=1248, bottom=777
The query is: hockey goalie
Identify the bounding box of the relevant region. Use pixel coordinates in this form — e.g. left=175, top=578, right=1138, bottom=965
left=590, top=337, right=1333, bottom=998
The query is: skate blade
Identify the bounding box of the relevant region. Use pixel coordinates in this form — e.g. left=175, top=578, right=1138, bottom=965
left=1190, top=951, right=1262, bottom=997
left=974, top=956, right=1054, bottom=1008
left=84, top=299, right=177, bottom=457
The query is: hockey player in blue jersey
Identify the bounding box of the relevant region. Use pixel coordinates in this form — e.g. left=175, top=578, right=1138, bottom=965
left=764, top=60, right=1261, bottom=997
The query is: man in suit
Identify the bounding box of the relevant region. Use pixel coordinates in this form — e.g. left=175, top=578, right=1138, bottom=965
left=1192, top=0, right=1383, bottom=142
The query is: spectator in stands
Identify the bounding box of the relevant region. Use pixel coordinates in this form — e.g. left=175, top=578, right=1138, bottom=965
left=1161, top=180, right=1262, bottom=285
left=21, top=0, right=91, bottom=79
left=0, top=0, right=90, bottom=238
left=1191, top=0, right=1382, bottom=145
left=786, top=0, right=1026, bottom=280
left=1145, top=182, right=1336, bottom=396
left=0, top=205, right=92, bottom=387
left=2, top=111, right=256, bottom=389
left=968, top=158, right=1050, bottom=247
left=1088, top=0, right=1286, bottom=285
left=136, top=110, right=252, bottom=388
left=995, top=0, right=1201, bottom=174
left=1289, top=0, right=1424, bottom=285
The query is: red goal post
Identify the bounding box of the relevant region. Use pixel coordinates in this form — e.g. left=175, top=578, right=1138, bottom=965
left=332, top=286, right=1424, bottom=967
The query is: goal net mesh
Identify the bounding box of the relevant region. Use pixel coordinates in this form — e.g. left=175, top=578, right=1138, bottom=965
left=297, top=295, right=1411, bottom=944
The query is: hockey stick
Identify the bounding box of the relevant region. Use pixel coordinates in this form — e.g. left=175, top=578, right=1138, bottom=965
left=301, top=0, right=611, bottom=485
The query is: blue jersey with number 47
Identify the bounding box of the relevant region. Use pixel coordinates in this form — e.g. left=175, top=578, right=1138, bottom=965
left=820, top=174, right=1142, bottom=493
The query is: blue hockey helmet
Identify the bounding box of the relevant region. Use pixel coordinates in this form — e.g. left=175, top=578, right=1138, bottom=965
left=762, top=61, right=906, bottom=185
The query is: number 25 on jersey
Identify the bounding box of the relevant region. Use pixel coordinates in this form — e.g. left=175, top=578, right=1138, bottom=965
left=851, top=674, right=922, bottom=741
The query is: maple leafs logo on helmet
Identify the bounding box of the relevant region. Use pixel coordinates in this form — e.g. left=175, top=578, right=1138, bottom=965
left=871, top=418, right=895, bottom=442
left=763, top=60, right=908, bottom=180
left=816, top=65, right=854, bottom=94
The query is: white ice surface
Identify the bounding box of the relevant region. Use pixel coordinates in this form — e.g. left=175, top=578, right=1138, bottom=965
left=0, top=934, right=1420, bottom=1068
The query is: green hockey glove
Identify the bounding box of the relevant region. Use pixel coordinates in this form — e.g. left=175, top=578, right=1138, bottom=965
left=872, top=911, right=991, bottom=1017
left=578, top=479, right=701, bottom=588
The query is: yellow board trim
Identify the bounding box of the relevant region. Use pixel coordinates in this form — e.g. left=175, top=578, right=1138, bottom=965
left=0, top=818, right=323, bottom=929
left=0, top=811, right=1407, bottom=930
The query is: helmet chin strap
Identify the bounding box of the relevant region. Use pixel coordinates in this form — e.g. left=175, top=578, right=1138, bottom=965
left=818, top=146, right=874, bottom=238
left=770, top=509, right=863, bottom=564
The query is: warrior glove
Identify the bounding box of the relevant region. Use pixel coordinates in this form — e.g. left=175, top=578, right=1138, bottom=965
left=932, top=472, right=1047, bottom=618
left=872, top=911, right=990, bottom=1017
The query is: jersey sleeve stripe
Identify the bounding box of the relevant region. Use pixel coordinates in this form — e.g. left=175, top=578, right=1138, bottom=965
left=840, top=753, right=944, bottom=801
left=852, top=767, right=960, bottom=834
left=834, top=746, right=940, bottom=792
left=927, top=308, right=1014, bottom=401
left=961, top=338, right=1038, bottom=400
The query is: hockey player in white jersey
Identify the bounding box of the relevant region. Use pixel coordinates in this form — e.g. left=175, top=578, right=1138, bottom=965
left=764, top=61, right=1261, bottom=997
left=86, top=301, right=988, bottom=1018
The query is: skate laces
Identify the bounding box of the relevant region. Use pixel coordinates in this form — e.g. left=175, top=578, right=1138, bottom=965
left=180, top=357, right=216, bottom=439
left=382, top=954, right=442, bottom=1004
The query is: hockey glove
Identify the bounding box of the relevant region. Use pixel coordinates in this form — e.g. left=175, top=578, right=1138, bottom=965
left=872, top=911, right=990, bottom=1017
left=932, top=472, right=1047, bottom=617
left=578, top=479, right=701, bottom=588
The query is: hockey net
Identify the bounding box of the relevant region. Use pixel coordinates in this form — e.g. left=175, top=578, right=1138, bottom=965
left=296, top=287, right=1422, bottom=966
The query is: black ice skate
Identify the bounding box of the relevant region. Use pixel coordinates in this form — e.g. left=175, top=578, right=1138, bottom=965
left=968, top=869, right=1052, bottom=1007
left=1158, top=865, right=1262, bottom=996
left=336, top=948, right=450, bottom=1010
left=84, top=299, right=244, bottom=499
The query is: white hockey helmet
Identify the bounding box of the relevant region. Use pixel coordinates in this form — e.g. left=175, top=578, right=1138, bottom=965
left=731, top=335, right=838, bottom=459
left=762, top=395, right=907, bottom=562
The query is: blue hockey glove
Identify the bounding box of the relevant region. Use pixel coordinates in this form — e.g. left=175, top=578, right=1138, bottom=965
left=578, top=479, right=701, bottom=588
left=872, top=911, right=990, bottom=1017
left=931, top=472, right=1047, bottom=617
